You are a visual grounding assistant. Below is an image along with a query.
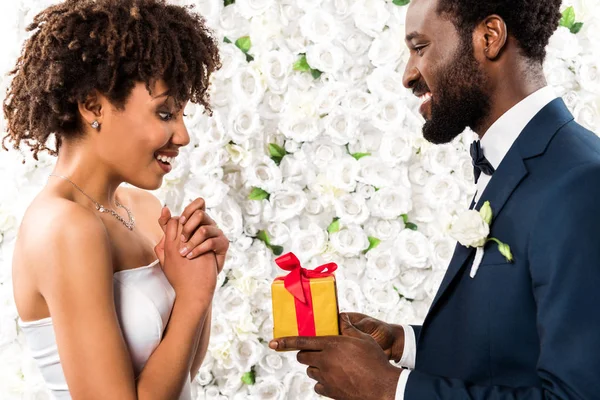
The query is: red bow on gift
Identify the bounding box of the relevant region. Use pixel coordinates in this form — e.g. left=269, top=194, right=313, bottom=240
left=275, top=252, right=337, bottom=304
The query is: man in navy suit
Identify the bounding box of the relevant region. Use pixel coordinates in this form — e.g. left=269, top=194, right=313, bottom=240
left=270, top=0, right=600, bottom=398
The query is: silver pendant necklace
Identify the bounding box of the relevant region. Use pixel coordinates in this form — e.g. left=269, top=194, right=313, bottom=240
left=49, top=174, right=135, bottom=231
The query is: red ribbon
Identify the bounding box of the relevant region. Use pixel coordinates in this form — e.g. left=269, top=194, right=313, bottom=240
left=275, top=252, right=337, bottom=336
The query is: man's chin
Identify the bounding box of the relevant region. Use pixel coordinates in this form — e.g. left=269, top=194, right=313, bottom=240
left=422, top=120, right=462, bottom=145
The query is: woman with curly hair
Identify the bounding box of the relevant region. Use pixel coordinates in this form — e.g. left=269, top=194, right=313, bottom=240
left=4, top=1, right=228, bottom=398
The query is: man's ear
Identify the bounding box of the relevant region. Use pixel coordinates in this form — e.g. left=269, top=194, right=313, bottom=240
left=77, top=90, right=104, bottom=127
left=474, top=14, right=508, bottom=60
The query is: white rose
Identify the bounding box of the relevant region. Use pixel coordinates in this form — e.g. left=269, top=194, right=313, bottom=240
left=348, top=127, right=383, bottom=154
left=423, top=269, right=446, bottom=300
left=355, top=182, right=376, bottom=199
left=249, top=377, right=286, bottom=400
left=314, top=83, right=348, bottom=115
left=422, top=144, right=459, bottom=175
left=449, top=209, right=489, bottom=248
left=371, top=100, right=407, bottom=133
left=0, top=209, right=17, bottom=233
left=337, top=279, right=366, bottom=311
left=352, top=0, right=390, bottom=37
left=356, top=156, right=397, bottom=188
left=280, top=153, right=313, bottom=187
left=544, top=58, right=577, bottom=93
left=228, top=107, right=262, bottom=144
left=574, top=100, right=599, bottom=131
left=257, top=353, right=285, bottom=375
left=188, top=145, right=226, bottom=176
left=244, top=156, right=282, bottom=193
left=385, top=297, right=418, bottom=326
left=366, top=245, right=400, bottom=281
left=577, top=56, right=600, bottom=94
left=236, top=0, right=274, bottom=18
left=430, top=235, right=455, bottom=270
left=396, top=229, right=431, bottom=269
left=423, top=174, right=461, bottom=208
left=269, top=187, right=307, bottom=222
left=212, top=196, right=244, bottom=240
left=284, top=373, right=320, bottom=400
left=302, top=139, right=345, bottom=169
left=326, top=156, right=360, bottom=192
left=361, top=279, right=399, bottom=310
left=321, top=108, right=359, bottom=145
left=393, top=268, right=428, bottom=300
left=379, top=132, right=412, bottom=165
left=409, top=162, right=432, bottom=186
left=341, top=89, right=376, bottom=119
left=209, top=314, right=235, bottom=345
left=184, top=178, right=230, bottom=209
left=306, top=42, right=346, bottom=74
left=299, top=10, right=340, bottom=43
left=368, top=187, right=412, bottom=220
left=363, top=218, right=403, bottom=241
left=216, top=43, right=247, bottom=80
left=260, top=50, right=293, bottom=94
left=278, top=117, right=320, bottom=143
left=290, top=224, right=327, bottom=262
left=219, top=5, right=251, bottom=38
left=340, top=30, right=372, bottom=56
left=547, top=26, right=583, bottom=60
left=368, top=27, right=403, bottom=67
left=333, top=193, right=370, bottom=224
left=330, top=224, right=369, bottom=256
left=232, top=65, right=266, bottom=106
left=265, top=222, right=291, bottom=246
left=231, top=338, right=263, bottom=371
left=215, top=372, right=243, bottom=397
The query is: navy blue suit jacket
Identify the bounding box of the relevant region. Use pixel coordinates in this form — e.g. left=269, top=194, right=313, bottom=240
left=406, top=99, right=600, bottom=399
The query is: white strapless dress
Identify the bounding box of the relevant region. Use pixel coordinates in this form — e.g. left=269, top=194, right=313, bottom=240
left=18, top=259, right=192, bottom=400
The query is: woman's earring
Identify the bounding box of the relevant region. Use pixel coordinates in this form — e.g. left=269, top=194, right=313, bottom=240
left=91, top=120, right=100, bottom=129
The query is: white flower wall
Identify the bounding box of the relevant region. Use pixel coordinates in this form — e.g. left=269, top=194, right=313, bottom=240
left=0, top=0, right=599, bottom=398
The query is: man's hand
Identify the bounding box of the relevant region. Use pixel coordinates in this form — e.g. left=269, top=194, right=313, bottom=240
left=346, top=313, right=405, bottom=362
left=269, top=314, right=403, bottom=400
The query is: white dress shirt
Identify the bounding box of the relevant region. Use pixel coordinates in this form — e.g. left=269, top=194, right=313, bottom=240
left=394, top=86, right=557, bottom=399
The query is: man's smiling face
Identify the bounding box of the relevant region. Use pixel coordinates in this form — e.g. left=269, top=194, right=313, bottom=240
left=402, top=0, right=491, bottom=144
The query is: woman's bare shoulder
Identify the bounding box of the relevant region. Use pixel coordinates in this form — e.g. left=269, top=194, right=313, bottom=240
left=16, top=193, right=112, bottom=271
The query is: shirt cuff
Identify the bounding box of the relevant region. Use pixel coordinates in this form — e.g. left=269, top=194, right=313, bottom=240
left=394, top=369, right=411, bottom=400
left=398, top=325, right=416, bottom=369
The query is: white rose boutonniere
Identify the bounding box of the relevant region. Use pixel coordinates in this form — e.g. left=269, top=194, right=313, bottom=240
left=449, top=201, right=513, bottom=278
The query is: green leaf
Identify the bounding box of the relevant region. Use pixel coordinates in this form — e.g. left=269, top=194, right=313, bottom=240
left=223, top=37, right=232, bottom=43
left=570, top=22, right=584, bottom=34
left=351, top=152, right=371, bottom=160
left=479, top=201, right=493, bottom=225
left=363, top=236, right=381, bottom=253
left=249, top=187, right=270, bottom=201
left=560, top=6, right=576, bottom=29
left=405, top=222, right=418, bottom=231
left=416, top=147, right=421, bottom=155
left=392, top=0, right=410, bottom=5
left=311, top=69, right=323, bottom=79
left=401, top=214, right=409, bottom=224
left=269, top=143, right=287, bottom=158
left=293, top=54, right=311, bottom=72
left=241, top=371, right=256, bottom=385
left=224, top=0, right=235, bottom=6
left=257, top=230, right=271, bottom=245
left=327, top=218, right=341, bottom=234
left=235, top=36, right=252, bottom=53
left=271, top=245, right=284, bottom=256
left=245, top=53, right=254, bottom=63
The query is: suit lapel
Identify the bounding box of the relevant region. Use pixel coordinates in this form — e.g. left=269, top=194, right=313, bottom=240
left=423, top=98, right=574, bottom=325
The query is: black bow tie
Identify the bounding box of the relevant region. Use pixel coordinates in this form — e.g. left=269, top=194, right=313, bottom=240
left=470, top=140, right=495, bottom=184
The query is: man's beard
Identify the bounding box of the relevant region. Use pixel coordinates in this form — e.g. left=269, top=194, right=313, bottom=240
left=422, top=38, right=491, bottom=144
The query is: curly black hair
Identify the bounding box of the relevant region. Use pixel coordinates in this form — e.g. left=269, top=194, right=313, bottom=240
left=436, top=0, right=562, bottom=64
left=2, top=0, right=221, bottom=160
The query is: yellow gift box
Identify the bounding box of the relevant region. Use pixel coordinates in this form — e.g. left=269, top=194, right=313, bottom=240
left=271, top=253, right=340, bottom=338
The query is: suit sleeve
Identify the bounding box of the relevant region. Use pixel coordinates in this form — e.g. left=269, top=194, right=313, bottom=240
left=405, top=163, right=600, bottom=399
